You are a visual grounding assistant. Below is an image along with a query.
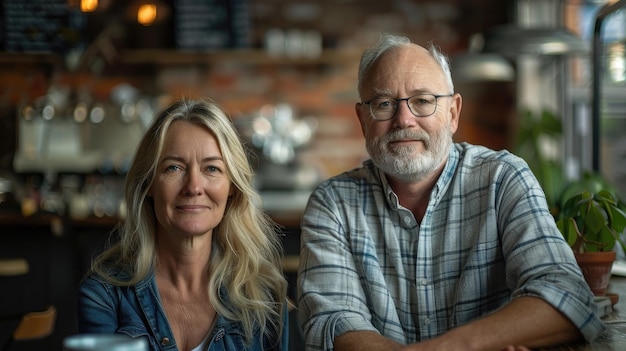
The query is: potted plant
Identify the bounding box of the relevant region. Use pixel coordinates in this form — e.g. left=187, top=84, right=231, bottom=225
left=556, top=173, right=626, bottom=296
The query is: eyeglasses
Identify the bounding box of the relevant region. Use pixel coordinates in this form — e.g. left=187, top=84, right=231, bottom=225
left=360, top=93, right=454, bottom=121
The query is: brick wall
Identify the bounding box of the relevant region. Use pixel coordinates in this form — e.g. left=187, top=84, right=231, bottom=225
left=0, top=0, right=512, bottom=179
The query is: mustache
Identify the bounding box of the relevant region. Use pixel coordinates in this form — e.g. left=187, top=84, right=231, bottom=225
left=382, top=129, right=430, bottom=146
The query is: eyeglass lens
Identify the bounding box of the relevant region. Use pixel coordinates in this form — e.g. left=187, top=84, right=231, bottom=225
left=369, top=94, right=439, bottom=120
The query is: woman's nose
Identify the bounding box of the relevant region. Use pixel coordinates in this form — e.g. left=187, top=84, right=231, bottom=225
left=182, top=168, right=202, bottom=195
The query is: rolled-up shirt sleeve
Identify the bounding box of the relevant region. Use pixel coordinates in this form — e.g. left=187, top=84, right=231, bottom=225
left=297, top=186, right=380, bottom=351
left=495, top=161, right=606, bottom=342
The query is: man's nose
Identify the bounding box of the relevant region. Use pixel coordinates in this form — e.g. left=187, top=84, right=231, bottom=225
left=392, top=100, right=417, bottom=127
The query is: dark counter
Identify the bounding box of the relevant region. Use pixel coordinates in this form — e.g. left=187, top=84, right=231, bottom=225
left=0, top=210, right=303, bottom=351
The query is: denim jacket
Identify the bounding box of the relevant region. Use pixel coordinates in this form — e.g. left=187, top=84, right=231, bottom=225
left=77, top=268, right=288, bottom=351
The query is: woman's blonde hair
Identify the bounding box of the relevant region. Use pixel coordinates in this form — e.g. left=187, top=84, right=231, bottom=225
left=91, top=98, right=287, bottom=345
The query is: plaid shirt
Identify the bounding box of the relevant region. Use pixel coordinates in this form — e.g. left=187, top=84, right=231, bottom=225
left=297, top=143, right=605, bottom=351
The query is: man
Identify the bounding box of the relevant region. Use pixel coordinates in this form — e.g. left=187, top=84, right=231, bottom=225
left=297, top=34, right=605, bottom=351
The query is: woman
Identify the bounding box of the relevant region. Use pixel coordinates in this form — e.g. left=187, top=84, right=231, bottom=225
left=77, top=99, right=288, bottom=351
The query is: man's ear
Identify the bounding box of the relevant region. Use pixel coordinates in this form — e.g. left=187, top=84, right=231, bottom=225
left=355, top=103, right=367, bottom=137
left=449, top=93, right=462, bottom=134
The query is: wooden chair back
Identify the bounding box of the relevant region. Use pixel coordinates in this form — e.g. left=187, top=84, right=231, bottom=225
left=13, top=305, right=57, bottom=341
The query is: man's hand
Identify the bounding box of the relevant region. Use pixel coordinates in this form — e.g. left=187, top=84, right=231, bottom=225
left=500, top=347, right=531, bottom=351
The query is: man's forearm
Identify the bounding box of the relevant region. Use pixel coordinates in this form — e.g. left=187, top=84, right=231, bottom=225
left=335, top=330, right=404, bottom=351
left=334, top=297, right=582, bottom=351
left=406, top=296, right=582, bottom=351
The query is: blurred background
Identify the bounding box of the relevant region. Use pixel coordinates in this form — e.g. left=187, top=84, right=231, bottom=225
left=0, top=0, right=625, bottom=350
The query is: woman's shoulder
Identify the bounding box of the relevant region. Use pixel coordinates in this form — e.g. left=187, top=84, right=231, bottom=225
left=82, top=260, right=137, bottom=286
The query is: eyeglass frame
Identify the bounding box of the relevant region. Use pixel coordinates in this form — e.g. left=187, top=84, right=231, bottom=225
left=359, top=93, right=455, bottom=121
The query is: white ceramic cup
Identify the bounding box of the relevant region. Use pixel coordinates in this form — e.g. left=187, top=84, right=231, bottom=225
left=63, top=334, right=148, bottom=351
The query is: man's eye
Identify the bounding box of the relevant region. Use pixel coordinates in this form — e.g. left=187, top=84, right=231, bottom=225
left=376, top=99, right=395, bottom=109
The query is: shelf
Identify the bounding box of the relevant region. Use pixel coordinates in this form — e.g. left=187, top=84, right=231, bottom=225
left=118, top=49, right=360, bottom=66
left=0, top=49, right=360, bottom=72
left=0, top=52, right=61, bottom=65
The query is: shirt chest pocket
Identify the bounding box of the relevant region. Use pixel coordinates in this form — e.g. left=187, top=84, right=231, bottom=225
left=115, top=326, right=158, bottom=349
left=208, top=327, right=254, bottom=351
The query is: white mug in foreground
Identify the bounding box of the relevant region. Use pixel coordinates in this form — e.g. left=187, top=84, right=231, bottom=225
left=63, top=334, right=148, bottom=351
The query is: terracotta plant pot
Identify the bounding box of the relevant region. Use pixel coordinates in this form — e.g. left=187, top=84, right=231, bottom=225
left=574, top=251, right=616, bottom=296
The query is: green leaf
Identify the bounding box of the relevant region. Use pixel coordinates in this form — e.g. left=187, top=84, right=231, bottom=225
left=539, top=110, right=562, bottom=135
left=560, top=192, right=585, bottom=217
left=583, top=200, right=607, bottom=234
left=585, top=242, right=600, bottom=252
left=608, top=204, right=626, bottom=233
left=598, top=227, right=616, bottom=250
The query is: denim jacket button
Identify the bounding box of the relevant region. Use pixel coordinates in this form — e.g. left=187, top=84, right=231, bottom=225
left=161, top=337, right=170, bottom=345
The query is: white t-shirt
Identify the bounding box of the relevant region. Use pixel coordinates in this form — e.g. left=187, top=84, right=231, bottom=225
left=189, top=330, right=212, bottom=351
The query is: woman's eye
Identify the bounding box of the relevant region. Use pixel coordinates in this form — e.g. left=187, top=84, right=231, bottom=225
left=165, top=164, right=182, bottom=172
left=206, top=165, right=221, bottom=173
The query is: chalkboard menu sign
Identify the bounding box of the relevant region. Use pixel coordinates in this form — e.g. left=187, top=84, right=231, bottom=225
left=173, top=0, right=251, bottom=50
left=1, top=0, right=86, bottom=53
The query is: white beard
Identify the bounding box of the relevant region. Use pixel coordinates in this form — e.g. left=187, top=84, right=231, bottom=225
left=367, top=125, right=452, bottom=183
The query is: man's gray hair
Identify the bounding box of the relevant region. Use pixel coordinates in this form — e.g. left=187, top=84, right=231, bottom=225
left=357, top=33, right=455, bottom=97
